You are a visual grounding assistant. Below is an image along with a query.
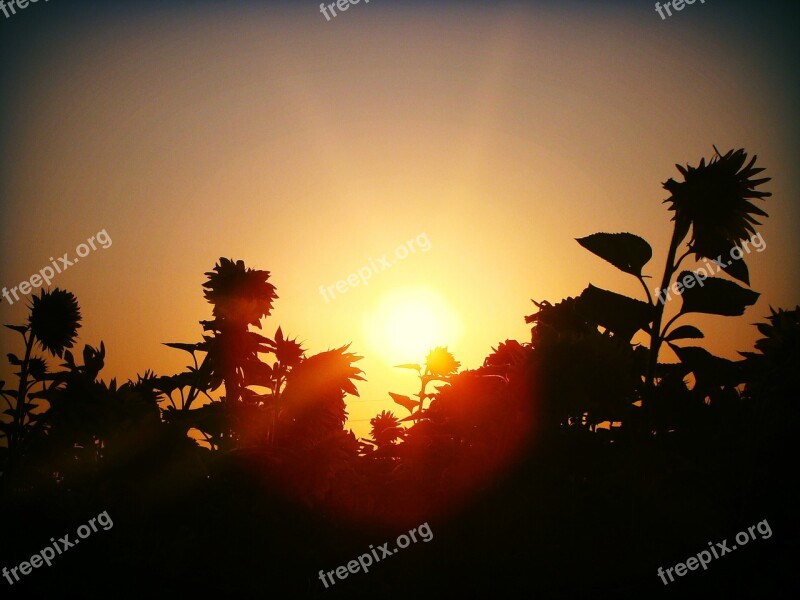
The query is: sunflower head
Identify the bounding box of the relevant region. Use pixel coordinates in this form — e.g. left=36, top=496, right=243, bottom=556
left=750, top=306, right=800, bottom=362
left=741, top=306, right=800, bottom=400
left=28, top=289, right=81, bottom=357
left=425, top=346, right=460, bottom=376
left=526, top=297, right=593, bottom=346
left=369, top=410, right=404, bottom=447
left=663, top=147, right=771, bottom=259
left=275, top=326, right=304, bottom=368
left=28, top=357, right=48, bottom=380
left=202, top=258, right=278, bottom=326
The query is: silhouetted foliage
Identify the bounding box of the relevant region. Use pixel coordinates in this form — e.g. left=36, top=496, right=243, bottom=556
left=1, top=148, right=795, bottom=599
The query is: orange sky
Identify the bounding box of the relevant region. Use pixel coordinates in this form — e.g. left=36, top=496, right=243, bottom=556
left=2, top=2, right=799, bottom=437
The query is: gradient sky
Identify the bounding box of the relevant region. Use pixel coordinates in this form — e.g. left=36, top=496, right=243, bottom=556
left=2, top=0, right=799, bottom=437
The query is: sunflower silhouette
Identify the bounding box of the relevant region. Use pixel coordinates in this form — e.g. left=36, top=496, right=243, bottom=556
left=369, top=410, right=404, bottom=448
left=28, top=289, right=81, bottom=357
left=425, top=346, right=460, bottom=376
left=202, top=257, right=277, bottom=326
left=662, top=147, right=771, bottom=260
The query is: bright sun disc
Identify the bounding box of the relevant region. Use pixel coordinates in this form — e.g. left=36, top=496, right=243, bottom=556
left=362, top=288, right=461, bottom=365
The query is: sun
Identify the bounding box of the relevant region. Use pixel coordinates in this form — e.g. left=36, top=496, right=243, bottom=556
left=362, top=287, right=462, bottom=365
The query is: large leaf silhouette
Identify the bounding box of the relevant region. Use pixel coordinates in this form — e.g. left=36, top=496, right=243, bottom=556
left=163, top=342, right=201, bottom=355
left=576, top=233, right=653, bottom=277
left=389, top=392, right=417, bottom=414
left=664, top=325, right=704, bottom=342
left=576, top=285, right=654, bottom=341
left=716, top=252, right=750, bottom=286
left=696, top=239, right=752, bottom=286
left=677, top=272, right=759, bottom=316
left=672, top=345, right=743, bottom=388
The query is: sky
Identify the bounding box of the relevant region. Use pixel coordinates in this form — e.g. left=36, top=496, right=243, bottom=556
left=2, top=0, right=799, bottom=438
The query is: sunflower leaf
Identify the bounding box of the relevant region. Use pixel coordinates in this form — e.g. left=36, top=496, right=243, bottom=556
left=163, top=342, right=200, bottom=355
left=664, top=325, right=704, bottom=342
left=701, top=241, right=752, bottom=286
left=677, top=272, right=759, bottom=316
left=715, top=254, right=750, bottom=286
left=388, top=392, right=417, bottom=414
left=576, top=233, right=653, bottom=277
left=576, top=285, right=655, bottom=341
left=400, top=410, right=429, bottom=422
left=671, top=345, right=743, bottom=388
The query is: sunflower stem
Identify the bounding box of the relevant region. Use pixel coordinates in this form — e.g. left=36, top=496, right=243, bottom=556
left=418, top=371, right=430, bottom=413
left=184, top=352, right=211, bottom=411
left=673, top=248, right=692, bottom=271
left=660, top=313, right=684, bottom=339
left=11, top=331, right=35, bottom=454
left=645, top=221, right=685, bottom=404
left=637, top=275, right=654, bottom=306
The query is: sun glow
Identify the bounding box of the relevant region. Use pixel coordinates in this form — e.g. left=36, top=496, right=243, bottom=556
left=362, top=288, right=462, bottom=365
